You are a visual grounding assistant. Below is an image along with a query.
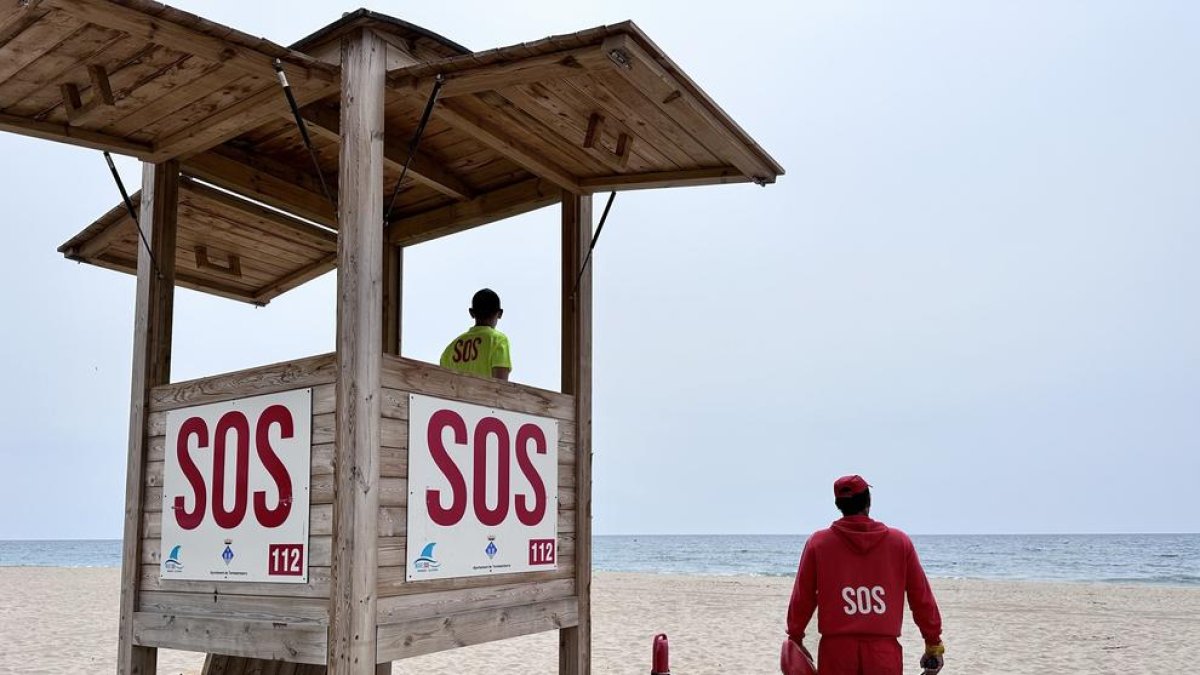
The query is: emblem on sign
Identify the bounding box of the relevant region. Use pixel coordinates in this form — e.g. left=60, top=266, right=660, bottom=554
left=413, top=542, right=441, bottom=573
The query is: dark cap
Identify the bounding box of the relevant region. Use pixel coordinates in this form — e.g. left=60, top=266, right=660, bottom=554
left=834, top=475, right=871, bottom=498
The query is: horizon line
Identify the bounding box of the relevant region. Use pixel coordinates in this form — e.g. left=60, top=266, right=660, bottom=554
left=3, top=531, right=1198, bottom=542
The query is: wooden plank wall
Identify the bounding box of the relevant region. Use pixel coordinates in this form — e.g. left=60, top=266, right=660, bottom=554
left=122, top=351, right=581, bottom=664
left=132, top=353, right=338, bottom=663
left=375, top=355, right=580, bottom=662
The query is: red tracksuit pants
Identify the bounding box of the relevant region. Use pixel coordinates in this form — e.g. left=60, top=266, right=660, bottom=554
left=817, top=636, right=902, bottom=675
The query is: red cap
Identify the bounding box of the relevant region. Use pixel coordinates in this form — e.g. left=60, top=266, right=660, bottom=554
left=834, top=475, right=871, bottom=498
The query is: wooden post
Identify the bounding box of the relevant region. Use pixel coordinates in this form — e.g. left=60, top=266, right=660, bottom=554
left=118, top=159, right=179, bottom=675
left=329, top=28, right=386, bottom=675
left=559, top=191, right=593, bottom=675
left=382, top=243, right=402, bottom=355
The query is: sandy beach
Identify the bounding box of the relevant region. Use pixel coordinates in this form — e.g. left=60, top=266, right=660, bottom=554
left=1, top=568, right=1197, bottom=674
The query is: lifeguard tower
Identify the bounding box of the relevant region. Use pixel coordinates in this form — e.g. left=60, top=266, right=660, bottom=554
left=0, top=2, right=782, bottom=673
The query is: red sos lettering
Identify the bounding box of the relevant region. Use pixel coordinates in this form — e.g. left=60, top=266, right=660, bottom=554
left=452, top=337, right=483, bottom=363
left=173, top=404, right=295, bottom=530
left=425, top=410, right=548, bottom=527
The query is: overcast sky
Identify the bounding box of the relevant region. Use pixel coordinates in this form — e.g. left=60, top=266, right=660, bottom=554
left=1, top=1, right=1197, bottom=539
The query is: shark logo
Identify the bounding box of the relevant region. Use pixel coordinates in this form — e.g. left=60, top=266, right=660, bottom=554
left=164, top=545, right=183, bottom=572
left=412, top=542, right=441, bottom=573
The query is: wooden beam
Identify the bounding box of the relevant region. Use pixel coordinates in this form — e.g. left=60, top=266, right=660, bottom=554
left=583, top=113, right=603, bottom=149
left=615, top=133, right=632, bottom=167
left=118, top=159, right=179, bottom=675
left=437, top=102, right=581, bottom=193
left=377, top=597, right=579, bottom=661
left=386, top=177, right=559, bottom=246
left=496, top=87, right=630, bottom=175
left=299, top=104, right=475, bottom=201
left=193, top=245, right=242, bottom=278
left=599, top=34, right=775, bottom=184
left=330, top=28, right=386, bottom=675
left=387, top=45, right=611, bottom=99
left=382, top=244, right=402, bottom=355
left=132, top=612, right=327, bottom=664
left=0, top=1, right=48, bottom=49
left=150, top=81, right=339, bottom=161
left=62, top=65, right=118, bottom=126
left=579, top=167, right=749, bottom=192
left=0, top=111, right=154, bottom=158
left=178, top=177, right=337, bottom=249
left=558, top=191, right=593, bottom=675
left=252, top=253, right=337, bottom=305
left=40, top=0, right=335, bottom=85
left=182, top=148, right=337, bottom=228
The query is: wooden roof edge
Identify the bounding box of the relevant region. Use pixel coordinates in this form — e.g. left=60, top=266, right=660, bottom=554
left=59, top=176, right=338, bottom=262
left=385, top=20, right=784, bottom=182
left=617, top=21, right=785, bottom=179
left=386, top=23, right=628, bottom=83
left=58, top=198, right=134, bottom=259
left=387, top=176, right=560, bottom=247
left=290, top=8, right=470, bottom=57
left=63, top=0, right=340, bottom=79
left=80, top=253, right=270, bottom=305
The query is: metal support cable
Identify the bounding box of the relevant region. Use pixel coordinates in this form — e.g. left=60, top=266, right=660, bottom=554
left=384, top=74, right=446, bottom=227
left=571, top=190, right=617, bottom=300
left=103, top=151, right=162, bottom=280
left=273, top=59, right=336, bottom=216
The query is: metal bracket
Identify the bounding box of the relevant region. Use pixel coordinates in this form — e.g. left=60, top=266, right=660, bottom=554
left=607, top=49, right=633, bottom=70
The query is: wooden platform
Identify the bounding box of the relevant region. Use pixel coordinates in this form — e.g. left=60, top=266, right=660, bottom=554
left=132, top=354, right=580, bottom=664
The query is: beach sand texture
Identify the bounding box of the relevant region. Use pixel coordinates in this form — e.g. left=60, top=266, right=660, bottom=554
left=1, top=568, right=1196, bottom=674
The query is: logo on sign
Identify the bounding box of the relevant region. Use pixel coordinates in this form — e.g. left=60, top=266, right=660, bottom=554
left=485, top=536, right=498, bottom=560
left=413, top=542, right=441, bottom=573
left=164, top=545, right=184, bottom=572
left=222, top=539, right=235, bottom=566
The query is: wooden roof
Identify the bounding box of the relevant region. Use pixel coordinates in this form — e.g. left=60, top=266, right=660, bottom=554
left=0, top=1, right=783, bottom=302
left=59, top=178, right=337, bottom=304
left=0, top=0, right=339, bottom=159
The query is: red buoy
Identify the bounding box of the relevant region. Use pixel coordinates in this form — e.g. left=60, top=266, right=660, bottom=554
left=780, top=639, right=816, bottom=675
left=651, top=633, right=670, bottom=675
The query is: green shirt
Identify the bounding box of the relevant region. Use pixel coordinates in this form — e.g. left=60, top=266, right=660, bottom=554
left=439, top=326, right=512, bottom=378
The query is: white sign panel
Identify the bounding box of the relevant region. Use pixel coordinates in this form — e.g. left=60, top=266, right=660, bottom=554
left=407, top=394, right=559, bottom=581
left=159, top=389, right=312, bottom=583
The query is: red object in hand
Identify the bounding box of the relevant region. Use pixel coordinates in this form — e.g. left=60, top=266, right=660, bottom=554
left=780, top=639, right=816, bottom=675
left=651, top=633, right=670, bottom=674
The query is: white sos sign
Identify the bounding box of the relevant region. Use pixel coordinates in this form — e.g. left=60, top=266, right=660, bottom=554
left=159, top=389, right=312, bottom=583
left=406, top=394, right=558, bottom=581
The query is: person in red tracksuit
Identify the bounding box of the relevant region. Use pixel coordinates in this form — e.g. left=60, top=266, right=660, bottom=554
left=785, top=475, right=946, bottom=675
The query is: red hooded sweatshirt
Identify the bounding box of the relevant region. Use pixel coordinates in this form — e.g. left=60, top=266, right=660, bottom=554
left=787, top=515, right=942, bottom=645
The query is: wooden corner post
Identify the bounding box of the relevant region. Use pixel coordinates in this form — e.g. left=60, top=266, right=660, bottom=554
left=382, top=243, right=401, bottom=356
left=330, top=28, right=386, bottom=675
left=118, top=159, right=180, bottom=675
left=559, top=191, right=594, bottom=675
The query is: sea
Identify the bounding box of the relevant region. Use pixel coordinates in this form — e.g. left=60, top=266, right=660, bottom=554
left=1, top=534, right=1198, bottom=586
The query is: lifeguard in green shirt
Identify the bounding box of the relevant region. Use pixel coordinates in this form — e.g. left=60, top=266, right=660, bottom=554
left=440, top=288, right=512, bottom=380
